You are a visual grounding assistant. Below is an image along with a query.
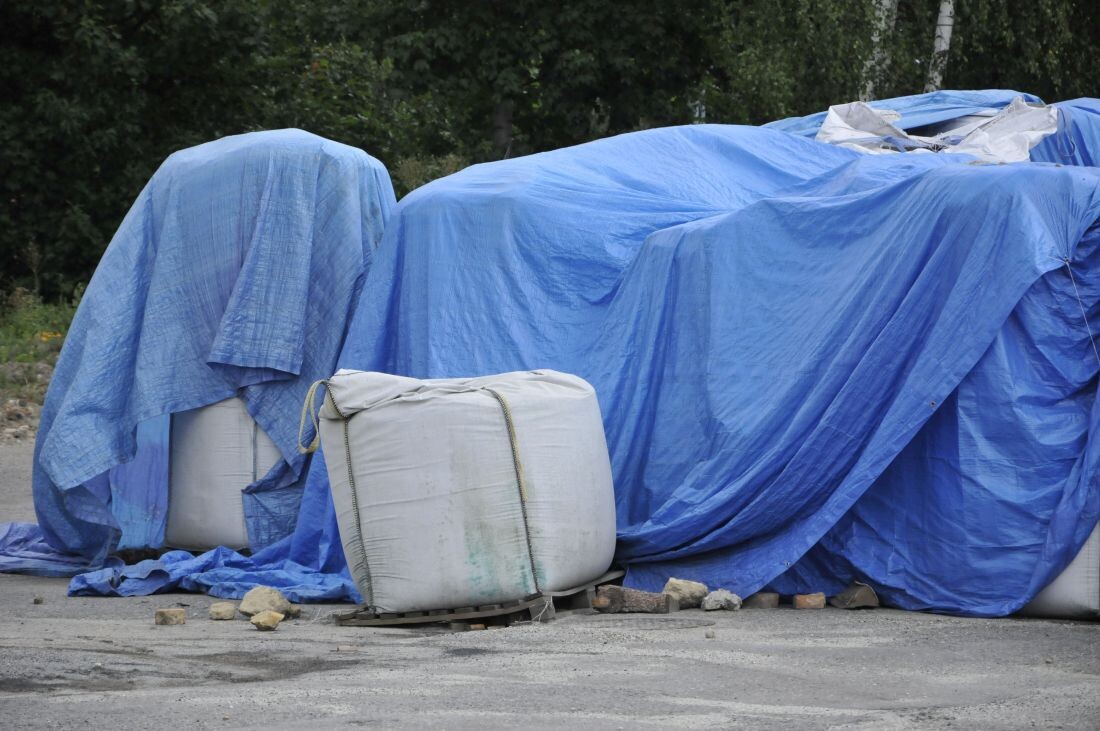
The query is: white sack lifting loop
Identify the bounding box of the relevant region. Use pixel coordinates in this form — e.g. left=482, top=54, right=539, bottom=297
left=298, top=379, right=328, bottom=454
left=298, top=377, right=376, bottom=603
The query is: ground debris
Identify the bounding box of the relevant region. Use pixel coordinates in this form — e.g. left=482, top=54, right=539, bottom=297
left=793, top=593, right=826, bottom=610
left=594, top=585, right=677, bottom=614
left=239, top=586, right=292, bottom=617
left=662, top=578, right=708, bottom=608
left=701, top=589, right=742, bottom=611
left=742, top=592, right=780, bottom=609
left=208, top=602, right=237, bottom=620
left=829, top=581, right=880, bottom=609
left=154, top=608, right=186, bottom=625
left=250, top=610, right=285, bottom=631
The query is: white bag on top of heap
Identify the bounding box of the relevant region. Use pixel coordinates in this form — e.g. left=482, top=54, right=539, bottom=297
left=316, top=369, right=617, bottom=613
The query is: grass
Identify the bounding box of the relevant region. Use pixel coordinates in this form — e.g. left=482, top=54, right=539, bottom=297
left=0, top=287, right=79, bottom=407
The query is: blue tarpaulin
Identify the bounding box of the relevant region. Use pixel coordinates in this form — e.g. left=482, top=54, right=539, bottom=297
left=311, top=124, right=1100, bottom=617
left=0, top=129, right=394, bottom=577
left=764, top=89, right=1042, bottom=137
left=1033, top=99, right=1100, bottom=167
left=8, top=93, right=1100, bottom=617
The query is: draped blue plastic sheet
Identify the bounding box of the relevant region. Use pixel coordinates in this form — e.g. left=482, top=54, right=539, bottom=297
left=275, top=122, right=1100, bottom=616
left=764, top=89, right=1042, bottom=137
left=0, top=129, right=395, bottom=578
left=1032, top=99, right=1100, bottom=168
left=9, top=94, right=1100, bottom=617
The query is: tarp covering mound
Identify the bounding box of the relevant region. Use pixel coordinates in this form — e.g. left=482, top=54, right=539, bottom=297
left=8, top=93, right=1100, bottom=617
left=0, top=129, right=395, bottom=577
left=297, top=122, right=1100, bottom=617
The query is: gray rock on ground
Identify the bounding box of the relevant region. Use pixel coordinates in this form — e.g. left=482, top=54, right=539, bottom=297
left=250, top=610, right=285, bottom=631
left=701, top=589, right=742, bottom=611
left=238, top=586, right=291, bottom=617
left=208, top=602, right=237, bottom=620
left=662, top=578, right=709, bottom=609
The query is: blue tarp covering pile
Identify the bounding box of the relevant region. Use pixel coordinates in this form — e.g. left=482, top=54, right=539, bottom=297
left=0, top=129, right=395, bottom=582
left=5, top=92, right=1100, bottom=617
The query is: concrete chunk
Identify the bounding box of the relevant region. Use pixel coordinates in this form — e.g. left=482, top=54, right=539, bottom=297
left=155, top=608, right=186, bottom=625
left=208, top=602, right=237, bottom=620
left=239, top=586, right=292, bottom=617
left=701, top=589, right=742, bottom=611
left=250, top=610, right=285, bottom=631
left=742, top=592, right=780, bottom=609
left=662, top=578, right=708, bottom=609
left=829, top=581, right=880, bottom=609
left=595, top=585, right=677, bottom=613
left=793, top=592, right=826, bottom=610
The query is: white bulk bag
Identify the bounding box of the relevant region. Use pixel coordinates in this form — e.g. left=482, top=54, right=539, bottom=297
left=165, top=397, right=282, bottom=550
left=1018, top=522, right=1100, bottom=620
left=316, top=369, right=617, bottom=613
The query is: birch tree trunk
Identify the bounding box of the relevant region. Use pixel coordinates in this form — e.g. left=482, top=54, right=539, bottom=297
left=860, top=0, right=899, bottom=101
left=924, top=0, right=956, bottom=92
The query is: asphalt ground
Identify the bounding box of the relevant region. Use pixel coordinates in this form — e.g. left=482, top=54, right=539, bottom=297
left=2, top=440, right=1099, bottom=729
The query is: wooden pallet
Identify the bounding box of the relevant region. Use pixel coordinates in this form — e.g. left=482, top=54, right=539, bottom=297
left=334, top=569, right=625, bottom=627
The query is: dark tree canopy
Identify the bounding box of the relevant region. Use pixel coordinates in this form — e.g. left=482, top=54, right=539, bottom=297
left=2, top=0, right=1096, bottom=297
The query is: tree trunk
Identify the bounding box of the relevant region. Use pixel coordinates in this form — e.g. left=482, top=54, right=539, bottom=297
left=860, top=0, right=898, bottom=101
left=924, top=0, right=955, bottom=93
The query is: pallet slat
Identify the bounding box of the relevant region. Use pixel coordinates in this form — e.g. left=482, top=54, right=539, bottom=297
left=334, top=569, right=625, bottom=627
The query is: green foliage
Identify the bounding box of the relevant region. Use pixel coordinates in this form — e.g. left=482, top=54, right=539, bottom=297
left=1, top=0, right=1096, bottom=299
left=391, top=154, right=471, bottom=198
left=0, top=287, right=79, bottom=404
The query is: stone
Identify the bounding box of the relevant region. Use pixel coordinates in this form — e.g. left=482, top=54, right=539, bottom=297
left=32, top=596, right=44, bottom=605
left=250, top=610, right=285, bottom=631
left=793, top=592, right=826, bottom=610
left=828, top=581, right=880, bottom=610
left=154, top=608, right=186, bottom=625
left=594, top=585, right=677, bottom=614
left=662, top=578, right=708, bottom=609
left=742, top=592, right=780, bottom=609
left=238, top=586, right=292, bottom=617
left=208, top=602, right=237, bottom=620
left=701, top=589, right=742, bottom=611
